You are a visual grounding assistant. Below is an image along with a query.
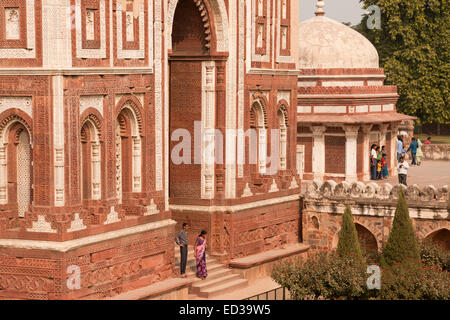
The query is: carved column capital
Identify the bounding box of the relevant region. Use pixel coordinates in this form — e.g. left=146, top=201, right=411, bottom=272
left=361, top=124, right=373, bottom=134
left=310, top=125, right=326, bottom=136
left=379, top=122, right=390, bottom=134
left=342, top=125, right=360, bottom=138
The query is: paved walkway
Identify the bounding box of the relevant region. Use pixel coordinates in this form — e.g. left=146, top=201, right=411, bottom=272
left=301, top=160, right=450, bottom=193
left=368, top=160, right=450, bottom=188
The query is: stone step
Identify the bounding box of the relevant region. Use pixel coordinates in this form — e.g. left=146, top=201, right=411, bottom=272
left=190, top=273, right=242, bottom=295
left=175, top=255, right=218, bottom=268
left=197, top=278, right=249, bottom=298
left=179, top=263, right=224, bottom=277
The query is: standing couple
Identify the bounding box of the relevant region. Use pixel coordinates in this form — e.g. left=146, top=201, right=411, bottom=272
left=174, top=223, right=208, bottom=280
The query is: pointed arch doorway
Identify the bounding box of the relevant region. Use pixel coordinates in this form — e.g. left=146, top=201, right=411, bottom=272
left=168, top=0, right=226, bottom=204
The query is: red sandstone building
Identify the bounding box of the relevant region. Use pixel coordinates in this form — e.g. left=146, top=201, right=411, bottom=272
left=0, top=0, right=414, bottom=299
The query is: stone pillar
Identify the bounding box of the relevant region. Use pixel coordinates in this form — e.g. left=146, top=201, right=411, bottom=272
left=201, top=61, right=216, bottom=199
left=343, top=125, right=360, bottom=183
left=361, top=124, right=373, bottom=181
left=379, top=123, right=389, bottom=148
left=311, top=126, right=326, bottom=181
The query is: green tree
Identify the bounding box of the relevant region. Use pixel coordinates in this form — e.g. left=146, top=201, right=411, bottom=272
left=337, top=204, right=363, bottom=261
left=357, top=0, right=450, bottom=125
left=381, top=188, right=420, bottom=265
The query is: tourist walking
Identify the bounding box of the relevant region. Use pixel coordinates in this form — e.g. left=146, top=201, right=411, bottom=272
left=195, top=230, right=208, bottom=280
left=396, top=136, right=405, bottom=162
left=416, top=138, right=423, bottom=166
left=370, top=144, right=377, bottom=180
left=407, top=137, right=419, bottom=165
left=397, top=156, right=409, bottom=186
left=175, top=222, right=189, bottom=278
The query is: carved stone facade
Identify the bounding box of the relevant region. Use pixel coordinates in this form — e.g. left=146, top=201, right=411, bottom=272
left=0, top=0, right=302, bottom=299
left=0, top=0, right=441, bottom=300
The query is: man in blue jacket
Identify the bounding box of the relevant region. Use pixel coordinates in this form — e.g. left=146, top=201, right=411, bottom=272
left=407, top=137, right=419, bottom=166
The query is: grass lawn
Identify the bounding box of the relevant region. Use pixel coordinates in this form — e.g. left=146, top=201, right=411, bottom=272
left=414, top=134, right=450, bottom=144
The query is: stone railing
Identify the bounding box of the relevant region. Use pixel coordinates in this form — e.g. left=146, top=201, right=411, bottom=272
left=305, top=180, right=449, bottom=203
left=421, top=144, right=450, bottom=161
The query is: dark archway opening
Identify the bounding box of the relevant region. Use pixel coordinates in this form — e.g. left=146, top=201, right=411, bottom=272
left=355, top=223, right=378, bottom=262
left=169, top=0, right=212, bottom=202
left=425, top=229, right=450, bottom=251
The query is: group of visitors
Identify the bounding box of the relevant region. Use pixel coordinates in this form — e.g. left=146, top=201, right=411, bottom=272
left=371, top=136, right=430, bottom=186
left=370, top=144, right=389, bottom=180
left=175, top=223, right=208, bottom=280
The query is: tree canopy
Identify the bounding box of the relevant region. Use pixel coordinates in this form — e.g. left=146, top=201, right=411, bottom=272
left=356, top=0, right=449, bottom=125
left=337, top=204, right=363, bottom=261
left=381, top=188, right=420, bottom=266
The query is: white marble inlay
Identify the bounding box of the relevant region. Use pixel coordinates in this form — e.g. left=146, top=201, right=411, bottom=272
left=322, top=81, right=364, bottom=87
left=116, top=1, right=145, bottom=59
left=356, top=105, right=369, bottom=113
left=298, top=81, right=317, bottom=87
left=367, top=80, right=384, bottom=86
left=80, top=95, right=104, bottom=116
left=370, top=105, right=382, bottom=112
left=144, top=199, right=160, bottom=216
left=104, top=206, right=121, bottom=224
left=314, top=106, right=346, bottom=113
left=27, top=215, right=57, bottom=233
left=298, top=106, right=312, bottom=113
left=75, top=0, right=106, bottom=59
left=67, top=213, right=87, bottom=232
left=0, top=0, right=35, bottom=58
left=5, top=8, right=20, bottom=40
left=383, top=104, right=394, bottom=111
left=0, top=96, right=32, bottom=118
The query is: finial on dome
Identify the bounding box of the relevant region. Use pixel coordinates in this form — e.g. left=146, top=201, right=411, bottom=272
left=315, top=0, right=325, bottom=16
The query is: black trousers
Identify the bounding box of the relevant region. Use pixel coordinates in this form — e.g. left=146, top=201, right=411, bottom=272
left=180, top=245, right=188, bottom=274
left=398, top=174, right=407, bottom=186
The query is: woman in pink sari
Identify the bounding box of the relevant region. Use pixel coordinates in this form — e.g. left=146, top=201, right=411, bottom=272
left=194, top=230, right=208, bottom=280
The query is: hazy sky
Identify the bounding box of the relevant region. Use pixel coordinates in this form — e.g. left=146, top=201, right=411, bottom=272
left=299, top=0, right=366, bottom=25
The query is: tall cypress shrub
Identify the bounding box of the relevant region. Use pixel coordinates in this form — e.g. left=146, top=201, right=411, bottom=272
left=337, top=204, right=363, bottom=261
left=381, top=189, right=420, bottom=266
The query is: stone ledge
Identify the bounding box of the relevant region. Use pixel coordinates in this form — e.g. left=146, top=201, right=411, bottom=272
left=170, top=194, right=301, bottom=214
left=305, top=180, right=449, bottom=203
left=229, top=243, right=310, bottom=269
left=109, top=277, right=195, bottom=300
left=0, top=219, right=177, bottom=252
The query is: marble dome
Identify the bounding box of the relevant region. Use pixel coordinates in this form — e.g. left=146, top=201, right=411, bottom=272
left=297, top=15, right=380, bottom=69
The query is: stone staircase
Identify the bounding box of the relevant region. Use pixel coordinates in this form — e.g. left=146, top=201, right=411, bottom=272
left=174, top=247, right=248, bottom=299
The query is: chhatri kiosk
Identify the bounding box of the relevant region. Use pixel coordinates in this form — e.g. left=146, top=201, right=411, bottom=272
left=296, top=1, right=415, bottom=182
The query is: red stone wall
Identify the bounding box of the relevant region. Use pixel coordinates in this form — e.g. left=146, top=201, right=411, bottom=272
left=0, top=76, right=52, bottom=231
left=303, top=201, right=449, bottom=254
left=0, top=224, right=175, bottom=300
left=169, top=60, right=202, bottom=201
left=325, top=136, right=345, bottom=174
left=172, top=199, right=301, bottom=262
